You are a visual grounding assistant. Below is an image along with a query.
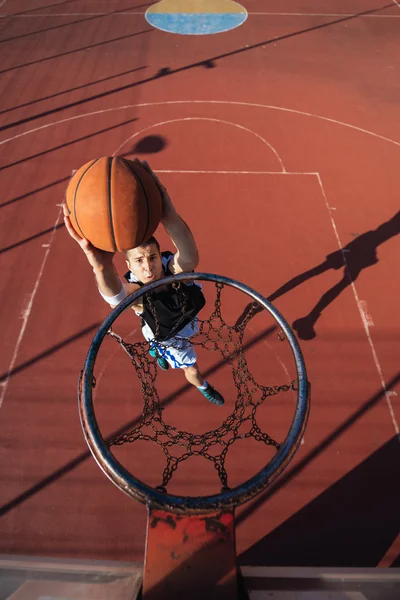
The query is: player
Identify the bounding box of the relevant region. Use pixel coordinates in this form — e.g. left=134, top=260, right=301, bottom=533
left=63, top=159, right=224, bottom=406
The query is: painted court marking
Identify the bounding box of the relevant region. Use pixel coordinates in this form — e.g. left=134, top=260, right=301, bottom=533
left=316, top=174, right=399, bottom=437
left=157, top=168, right=400, bottom=436
left=0, top=207, right=62, bottom=408
left=112, top=117, right=286, bottom=172
left=359, top=301, right=374, bottom=328
left=2, top=10, right=400, bottom=18
left=158, top=169, right=400, bottom=436
left=115, top=110, right=399, bottom=440
left=0, top=100, right=398, bottom=438
left=145, top=0, right=248, bottom=35
left=157, top=170, right=316, bottom=175
left=1, top=101, right=400, bottom=149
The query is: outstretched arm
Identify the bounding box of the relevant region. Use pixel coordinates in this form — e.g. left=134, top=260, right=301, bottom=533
left=63, top=204, right=133, bottom=307
left=141, top=160, right=199, bottom=273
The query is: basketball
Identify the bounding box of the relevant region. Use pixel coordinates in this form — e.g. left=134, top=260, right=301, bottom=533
left=65, top=157, right=162, bottom=252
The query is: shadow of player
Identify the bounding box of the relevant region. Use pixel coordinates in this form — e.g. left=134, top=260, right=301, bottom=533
left=235, top=211, right=400, bottom=340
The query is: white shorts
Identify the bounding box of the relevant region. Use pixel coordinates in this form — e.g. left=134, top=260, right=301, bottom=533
left=141, top=319, right=199, bottom=369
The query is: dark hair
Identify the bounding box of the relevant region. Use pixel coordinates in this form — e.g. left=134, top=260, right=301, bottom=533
left=124, top=236, right=160, bottom=260
left=143, top=236, right=160, bottom=252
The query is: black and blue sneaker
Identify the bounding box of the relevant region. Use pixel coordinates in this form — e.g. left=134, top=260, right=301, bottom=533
left=198, top=383, right=224, bottom=406
left=149, top=347, right=169, bottom=371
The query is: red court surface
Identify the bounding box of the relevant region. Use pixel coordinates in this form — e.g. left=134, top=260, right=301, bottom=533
left=0, top=0, right=399, bottom=571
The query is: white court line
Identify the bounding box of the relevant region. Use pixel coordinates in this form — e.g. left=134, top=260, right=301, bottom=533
left=250, top=12, right=400, bottom=18
left=359, top=301, right=374, bottom=328
left=2, top=12, right=400, bottom=18
left=156, top=170, right=317, bottom=175
left=0, top=207, right=62, bottom=408
left=112, top=117, right=286, bottom=172
left=0, top=100, right=398, bottom=422
left=1, top=101, right=400, bottom=150
left=0, top=12, right=145, bottom=17
left=0, top=0, right=7, bottom=9
left=159, top=163, right=399, bottom=437
left=316, top=174, right=399, bottom=438
left=0, top=165, right=76, bottom=407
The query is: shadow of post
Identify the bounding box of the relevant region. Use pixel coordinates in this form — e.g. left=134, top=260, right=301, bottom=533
left=236, top=372, right=400, bottom=567
left=239, top=435, right=400, bottom=567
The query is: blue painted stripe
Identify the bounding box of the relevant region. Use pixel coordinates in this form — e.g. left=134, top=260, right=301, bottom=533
left=146, top=13, right=247, bottom=35
left=160, top=345, right=196, bottom=369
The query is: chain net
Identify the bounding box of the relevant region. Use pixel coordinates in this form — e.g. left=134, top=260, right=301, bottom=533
left=106, top=282, right=298, bottom=492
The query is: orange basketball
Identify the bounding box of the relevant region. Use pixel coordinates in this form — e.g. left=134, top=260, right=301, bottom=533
left=65, top=157, right=162, bottom=252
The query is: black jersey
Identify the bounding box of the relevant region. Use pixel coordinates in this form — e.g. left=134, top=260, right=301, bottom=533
left=124, top=252, right=205, bottom=341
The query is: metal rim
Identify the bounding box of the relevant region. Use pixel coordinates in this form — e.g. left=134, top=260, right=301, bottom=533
left=78, top=272, right=310, bottom=514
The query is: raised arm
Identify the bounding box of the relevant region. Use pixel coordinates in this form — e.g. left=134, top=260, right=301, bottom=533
left=63, top=204, right=128, bottom=306
left=141, top=160, right=199, bottom=273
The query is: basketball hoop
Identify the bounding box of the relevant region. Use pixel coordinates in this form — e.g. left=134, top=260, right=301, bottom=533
left=78, top=272, right=310, bottom=599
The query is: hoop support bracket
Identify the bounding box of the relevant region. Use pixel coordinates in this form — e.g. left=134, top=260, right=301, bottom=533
left=143, top=505, right=238, bottom=599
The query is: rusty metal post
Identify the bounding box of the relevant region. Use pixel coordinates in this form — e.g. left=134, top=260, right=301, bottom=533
left=143, top=506, right=238, bottom=600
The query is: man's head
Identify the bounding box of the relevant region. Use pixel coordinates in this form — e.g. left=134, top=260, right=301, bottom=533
left=125, top=236, right=163, bottom=284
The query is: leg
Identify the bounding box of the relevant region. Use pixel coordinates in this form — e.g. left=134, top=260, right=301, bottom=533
left=183, top=363, right=224, bottom=407
left=182, top=363, right=205, bottom=387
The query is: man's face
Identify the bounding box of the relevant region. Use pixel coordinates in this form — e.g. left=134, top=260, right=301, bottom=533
left=126, top=243, right=163, bottom=284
